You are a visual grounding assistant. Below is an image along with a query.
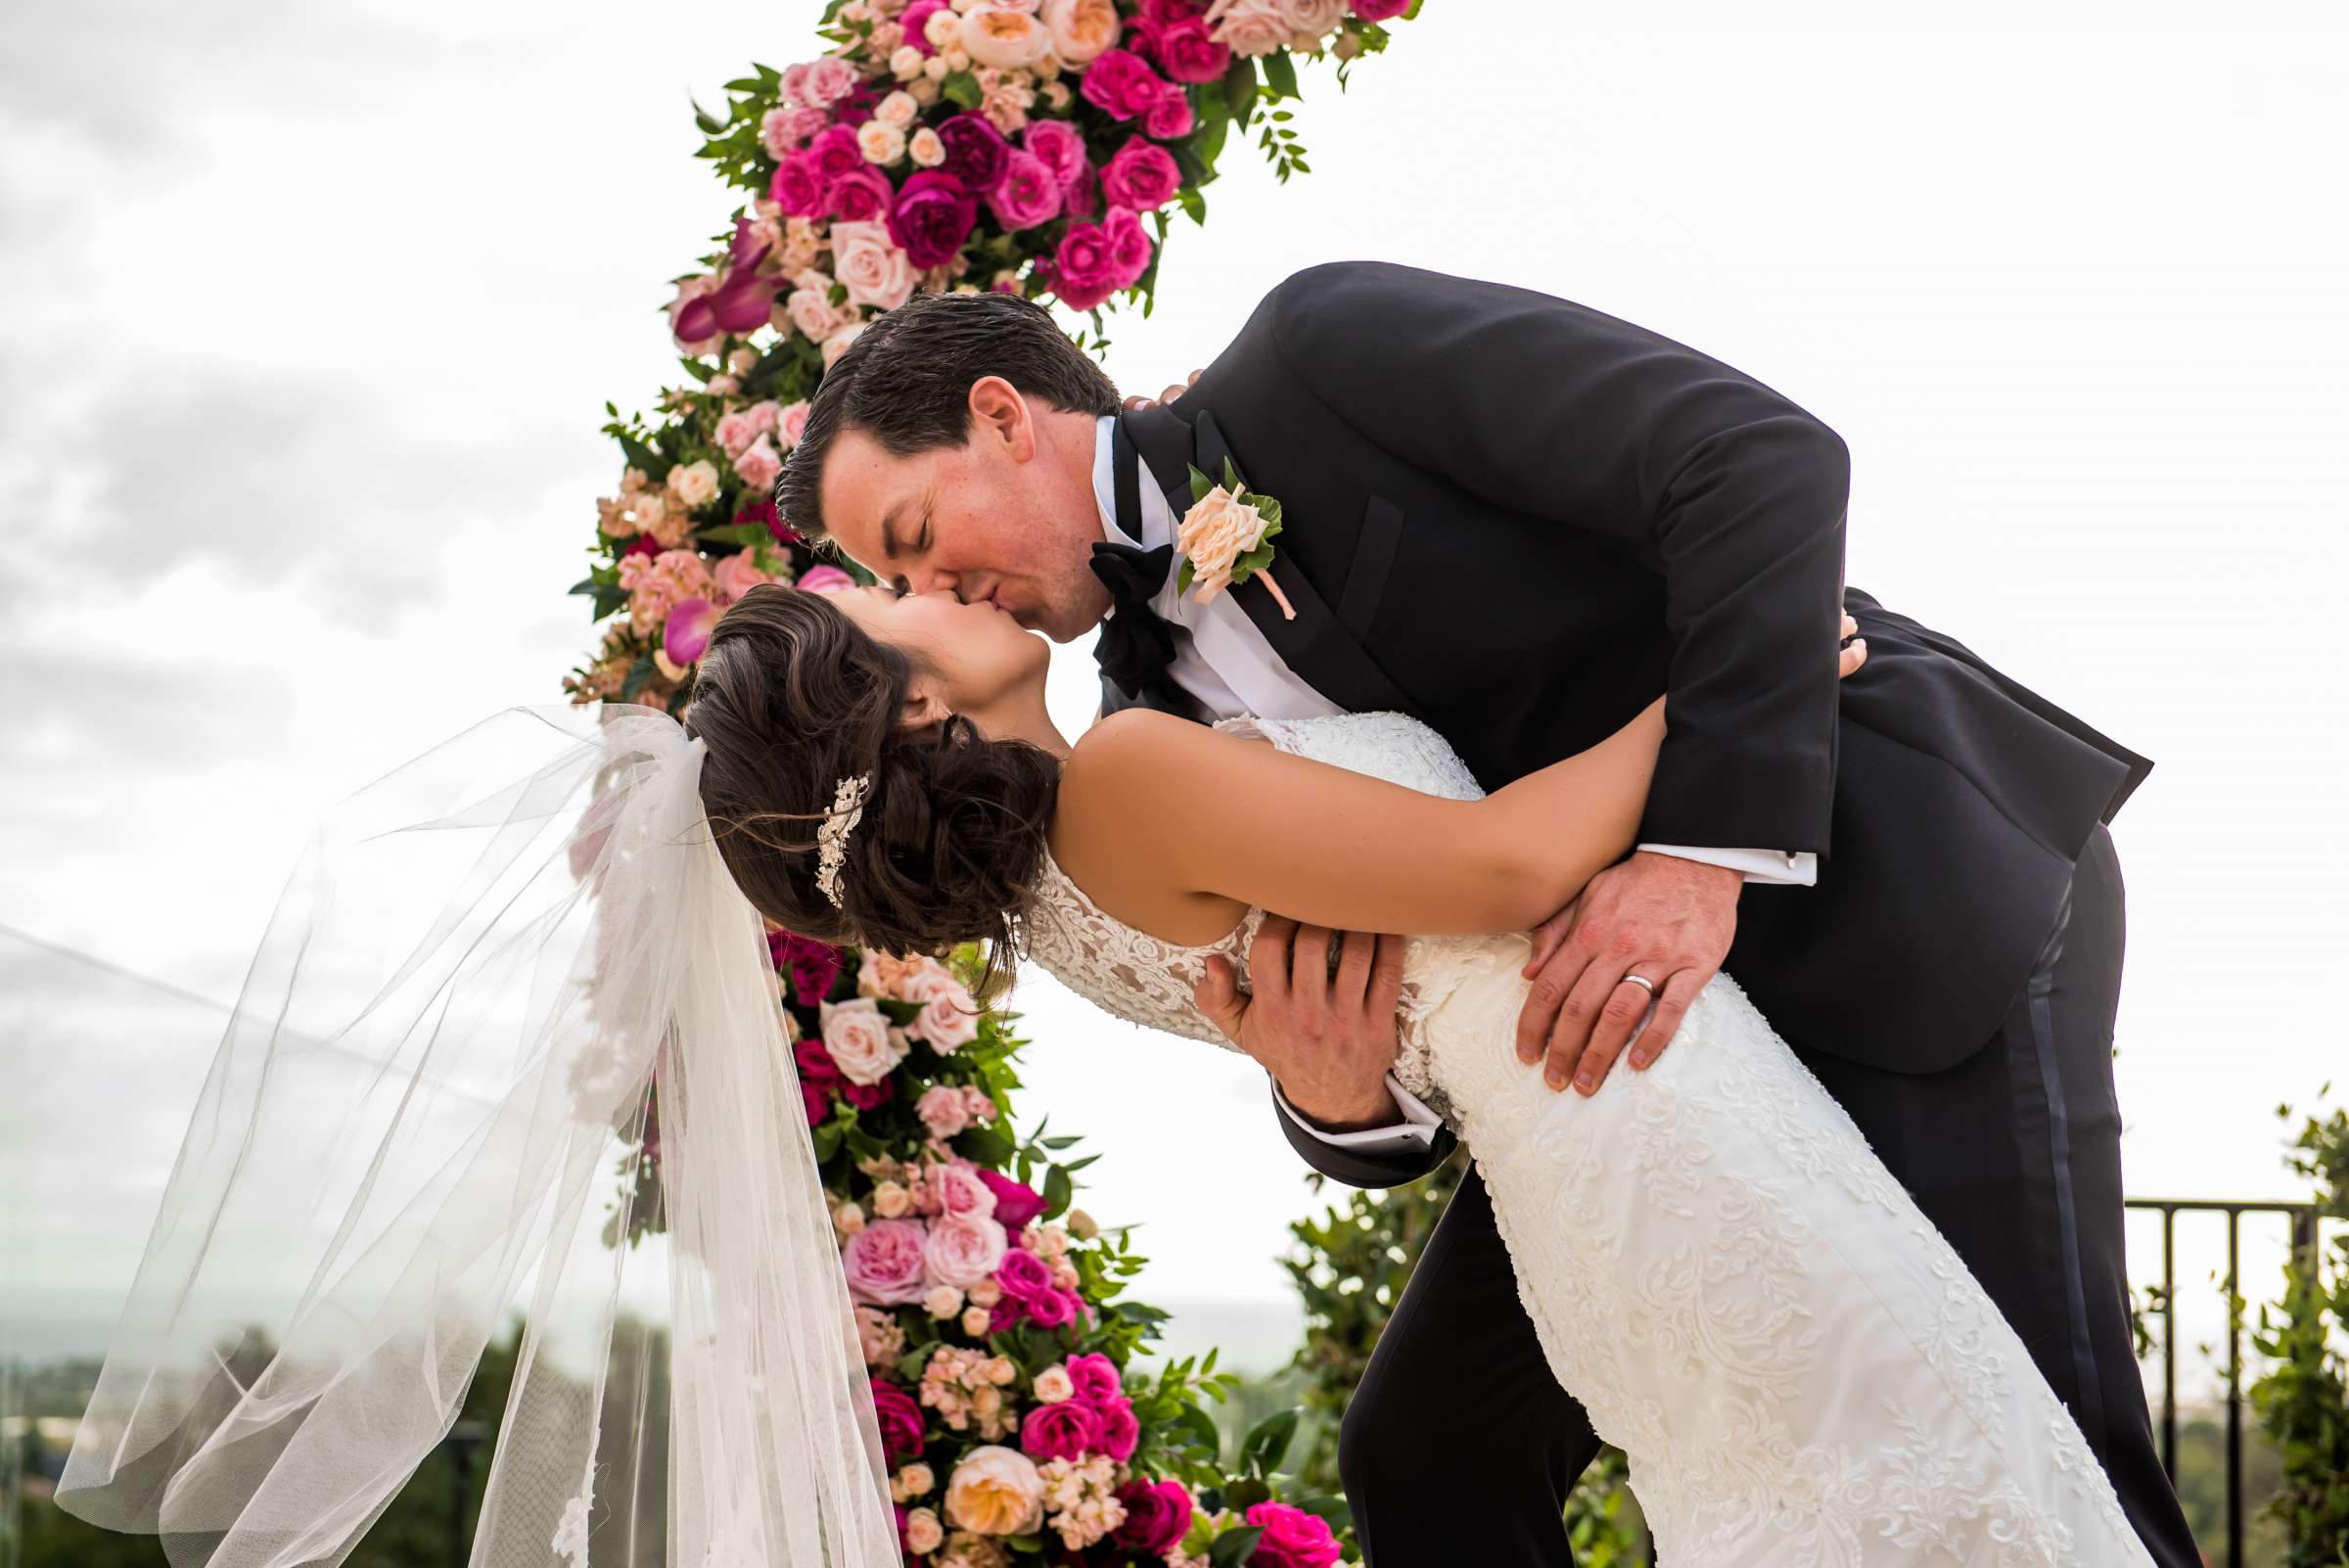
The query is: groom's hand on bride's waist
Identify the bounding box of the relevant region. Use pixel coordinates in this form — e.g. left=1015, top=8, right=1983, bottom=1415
left=1514, top=853, right=1743, bottom=1098
left=1193, top=917, right=1408, bottom=1131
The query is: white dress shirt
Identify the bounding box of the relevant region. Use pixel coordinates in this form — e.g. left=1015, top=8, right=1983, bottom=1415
left=1088, top=417, right=1814, bottom=1157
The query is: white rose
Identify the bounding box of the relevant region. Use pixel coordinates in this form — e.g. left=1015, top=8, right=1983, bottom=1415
left=856, top=118, right=907, bottom=165
left=924, top=8, right=961, bottom=47
left=908, top=125, right=947, bottom=166
left=831, top=220, right=916, bottom=310
left=961, top=1306, right=991, bottom=1337
left=1205, top=0, right=1287, bottom=57
left=666, top=458, right=720, bottom=510
left=1039, top=0, right=1121, bottom=65
left=924, top=1283, right=965, bottom=1318
left=891, top=43, right=927, bottom=80
left=1174, top=485, right=1271, bottom=601
left=820, top=996, right=909, bottom=1084
left=923, top=53, right=951, bottom=82
left=876, top=89, right=921, bottom=127
left=905, top=967, right=981, bottom=1051
left=787, top=287, right=842, bottom=343
left=959, top=6, right=1050, bottom=69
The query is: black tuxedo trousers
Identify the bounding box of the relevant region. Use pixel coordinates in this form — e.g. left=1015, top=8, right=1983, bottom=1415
left=1337, top=824, right=2199, bottom=1567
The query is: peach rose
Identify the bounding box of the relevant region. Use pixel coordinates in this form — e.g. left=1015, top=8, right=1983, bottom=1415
left=832, top=220, right=916, bottom=311
left=909, top=125, right=947, bottom=166
left=876, top=90, right=921, bottom=128
left=858, top=118, right=908, bottom=165
left=1174, top=485, right=1271, bottom=602
left=1040, top=0, right=1121, bottom=64
left=962, top=1306, right=991, bottom=1336
left=667, top=458, right=721, bottom=511
left=821, top=997, right=909, bottom=1084
left=873, top=1179, right=915, bottom=1219
left=924, top=1212, right=1010, bottom=1288
left=905, top=1508, right=945, bottom=1554
left=944, top=1447, right=1046, bottom=1537
left=1205, top=0, right=1286, bottom=57
left=960, top=6, right=1050, bottom=69
left=1032, top=1365, right=1074, bottom=1404
left=925, top=1283, right=965, bottom=1318
left=896, top=1462, right=938, bottom=1499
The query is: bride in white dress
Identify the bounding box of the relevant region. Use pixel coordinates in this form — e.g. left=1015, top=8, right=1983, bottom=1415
left=682, top=581, right=2154, bottom=1568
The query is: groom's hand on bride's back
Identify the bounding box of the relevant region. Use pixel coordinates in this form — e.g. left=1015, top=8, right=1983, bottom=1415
left=1121, top=369, right=1204, bottom=412
left=1513, top=620, right=1870, bottom=1095
left=1193, top=918, right=1408, bottom=1131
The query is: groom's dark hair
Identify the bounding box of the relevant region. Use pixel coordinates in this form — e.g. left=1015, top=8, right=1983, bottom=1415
left=776, top=290, right=1121, bottom=542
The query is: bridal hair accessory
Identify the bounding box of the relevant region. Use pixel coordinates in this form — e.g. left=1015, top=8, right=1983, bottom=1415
left=815, top=768, right=873, bottom=908
left=1177, top=456, right=1295, bottom=621
left=52, top=701, right=898, bottom=1568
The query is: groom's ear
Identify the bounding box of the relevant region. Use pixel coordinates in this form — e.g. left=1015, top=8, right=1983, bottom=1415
left=967, top=376, right=1035, bottom=463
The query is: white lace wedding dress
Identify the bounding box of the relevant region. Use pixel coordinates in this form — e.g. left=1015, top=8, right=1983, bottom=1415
left=1020, top=711, right=2152, bottom=1567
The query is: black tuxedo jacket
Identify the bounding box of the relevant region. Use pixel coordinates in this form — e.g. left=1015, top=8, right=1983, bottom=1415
left=1098, top=261, right=2151, bottom=1188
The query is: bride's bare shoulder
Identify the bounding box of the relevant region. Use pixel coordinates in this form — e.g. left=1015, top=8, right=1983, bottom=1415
left=1052, top=712, right=1267, bottom=932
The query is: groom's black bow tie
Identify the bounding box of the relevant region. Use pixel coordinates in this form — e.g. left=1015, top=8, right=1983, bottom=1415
left=1089, top=537, right=1178, bottom=701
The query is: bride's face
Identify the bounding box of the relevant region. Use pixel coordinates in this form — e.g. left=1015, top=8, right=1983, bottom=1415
left=829, top=582, right=1051, bottom=731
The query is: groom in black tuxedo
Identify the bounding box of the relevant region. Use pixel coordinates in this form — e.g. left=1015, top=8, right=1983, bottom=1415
left=778, top=262, right=2199, bottom=1566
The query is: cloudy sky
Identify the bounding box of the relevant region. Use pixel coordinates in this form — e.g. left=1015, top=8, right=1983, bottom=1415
left=6, top=2, right=2345, bottom=1379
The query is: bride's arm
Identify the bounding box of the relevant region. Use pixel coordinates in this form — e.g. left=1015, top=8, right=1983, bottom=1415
left=1054, top=702, right=1667, bottom=941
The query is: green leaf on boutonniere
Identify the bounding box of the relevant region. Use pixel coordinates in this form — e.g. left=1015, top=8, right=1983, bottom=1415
left=1186, top=461, right=1214, bottom=506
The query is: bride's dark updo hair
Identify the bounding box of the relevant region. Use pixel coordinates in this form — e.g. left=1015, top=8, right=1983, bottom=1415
left=682, top=582, right=1060, bottom=984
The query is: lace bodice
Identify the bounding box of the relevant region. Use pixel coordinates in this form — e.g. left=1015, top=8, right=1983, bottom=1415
left=1016, top=711, right=1487, bottom=1084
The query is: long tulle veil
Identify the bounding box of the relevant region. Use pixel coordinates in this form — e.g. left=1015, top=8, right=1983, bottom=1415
left=54, top=700, right=899, bottom=1567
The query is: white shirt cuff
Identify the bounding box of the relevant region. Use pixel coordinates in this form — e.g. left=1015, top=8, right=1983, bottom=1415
left=1272, top=1072, right=1442, bottom=1155
left=1638, top=844, right=1819, bottom=888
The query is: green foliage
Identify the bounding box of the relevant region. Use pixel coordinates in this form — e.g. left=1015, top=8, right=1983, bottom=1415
left=2249, top=1095, right=2349, bottom=1565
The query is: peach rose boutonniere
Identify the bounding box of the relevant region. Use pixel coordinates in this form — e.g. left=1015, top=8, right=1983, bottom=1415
left=1175, top=457, right=1295, bottom=620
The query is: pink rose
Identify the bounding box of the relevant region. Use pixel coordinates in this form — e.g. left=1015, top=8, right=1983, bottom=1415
left=1078, top=48, right=1168, bottom=121
left=963, top=1085, right=999, bottom=1123
left=760, top=107, right=800, bottom=160
left=844, top=1218, right=932, bottom=1306
left=930, top=1160, right=998, bottom=1220
left=1100, top=137, right=1181, bottom=212
left=1143, top=85, right=1195, bottom=139
left=1021, top=119, right=1087, bottom=189
left=732, top=435, right=782, bottom=494
left=916, top=1084, right=974, bottom=1139
left=1275, top=0, right=1348, bottom=41
left=826, top=164, right=897, bottom=223
left=923, top=1212, right=1010, bottom=1288
left=714, top=409, right=760, bottom=458
left=1064, top=1352, right=1123, bottom=1406
left=904, top=967, right=980, bottom=1051
left=986, top=149, right=1063, bottom=232
left=1152, top=17, right=1232, bottom=82
left=1244, top=1500, right=1343, bottom=1568
left=870, top=1377, right=928, bottom=1462
left=832, top=220, right=916, bottom=310
left=800, top=55, right=859, bottom=108
left=1092, top=1398, right=1138, bottom=1461
left=1017, top=1399, right=1099, bottom=1462
left=978, top=1169, right=1047, bottom=1229
left=714, top=550, right=772, bottom=604
left=1208, top=0, right=1288, bottom=57
left=776, top=399, right=811, bottom=449
left=821, top=996, right=909, bottom=1084
left=799, top=564, right=855, bottom=593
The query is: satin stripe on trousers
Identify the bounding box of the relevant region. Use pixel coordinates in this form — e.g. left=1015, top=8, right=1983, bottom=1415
left=1339, top=825, right=2201, bottom=1567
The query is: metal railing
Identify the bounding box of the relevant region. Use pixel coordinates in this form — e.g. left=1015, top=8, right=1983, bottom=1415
left=2127, top=1196, right=2325, bottom=1568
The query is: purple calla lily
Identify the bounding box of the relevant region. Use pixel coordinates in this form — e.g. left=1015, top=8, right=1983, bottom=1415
left=663, top=596, right=720, bottom=667
left=671, top=217, right=778, bottom=345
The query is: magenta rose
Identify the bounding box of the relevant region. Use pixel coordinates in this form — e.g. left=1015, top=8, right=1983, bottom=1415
left=869, top=1376, right=928, bottom=1462
left=900, top=0, right=949, bottom=54
left=993, top=1247, right=1054, bottom=1301
left=1144, top=86, right=1195, bottom=140
left=935, top=113, right=1010, bottom=194
left=1017, top=1398, right=1100, bottom=1462
left=1245, top=1501, right=1342, bottom=1568
left=1049, top=213, right=1129, bottom=311
left=793, top=1038, right=844, bottom=1088
left=1025, top=1287, right=1080, bottom=1330
left=1092, top=1398, right=1138, bottom=1461
left=1351, top=0, right=1412, bottom=18
left=1062, top=160, right=1100, bottom=218
left=987, top=150, right=1063, bottom=231
left=806, top=123, right=865, bottom=181
left=768, top=154, right=823, bottom=216
left=1063, top=1352, right=1123, bottom=1407
left=1022, top=118, right=1087, bottom=189
left=801, top=1081, right=829, bottom=1125
left=977, top=1170, right=1047, bottom=1229
left=1140, top=0, right=1208, bottom=21
left=887, top=171, right=978, bottom=269
left=1100, top=137, right=1181, bottom=212
left=843, top=1076, right=895, bottom=1111
left=767, top=931, right=844, bottom=1005
left=843, top=1218, right=931, bottom=1306
left=1114, top=1480, right=1193, bottom=1554
left=1152, top=17, right=1232, bottom=83
left=1081, top=49, right=1168, bottom=121
left=826, top=165, right=896, bottom=223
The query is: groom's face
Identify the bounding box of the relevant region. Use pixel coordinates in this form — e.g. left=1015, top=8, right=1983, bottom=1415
left=819, top=380, right=1112, bottom=643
